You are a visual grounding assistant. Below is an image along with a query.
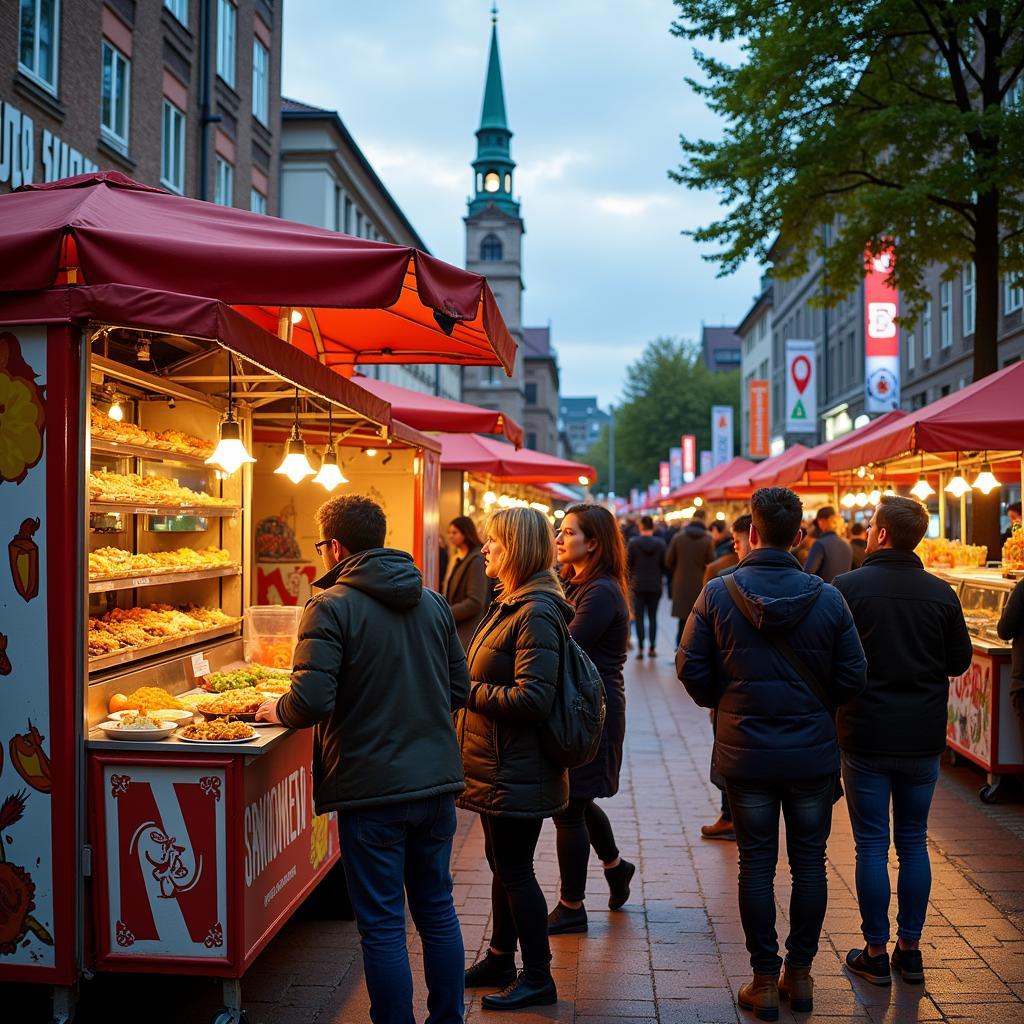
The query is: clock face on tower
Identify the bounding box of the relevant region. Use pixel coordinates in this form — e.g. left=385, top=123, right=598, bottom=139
left=483, top=171, right=501, bottom=193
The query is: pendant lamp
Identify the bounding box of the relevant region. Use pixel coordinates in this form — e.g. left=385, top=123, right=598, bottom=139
left=910, top=454, right=934, bottom=501
left=206, top=355, right=256, bottom=475
left=313, top=405, right=349, bottom=492
left=971, top=453, right=1000, bottom=495
left=275, top=387, right=316, bottom=484
left=944, top=453, right=970, bottom=499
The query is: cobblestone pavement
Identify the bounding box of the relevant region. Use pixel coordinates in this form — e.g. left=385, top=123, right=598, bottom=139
left=10, top=611, right=1024, bottom=1024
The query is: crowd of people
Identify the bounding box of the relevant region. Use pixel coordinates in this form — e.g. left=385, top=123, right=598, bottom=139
left=253, top=486, right=1024, bottom=1024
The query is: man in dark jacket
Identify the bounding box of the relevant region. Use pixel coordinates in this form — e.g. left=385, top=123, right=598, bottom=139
left=997, top=578, right=1024, bottom=720
left=833, top=495, right=973, bottom=988
left=257, top=494, right=470, bottom=1024
left=677, top=487, right=866, bottom=1020
left=804, top=506, right=853, bottom=582
left=627, top=515, right=667, bottom=658
left=710, top=519, right=734, bottom=559
left=666, top=509, right=715, bottom=646
left=849, top=522, right=868, bottom=569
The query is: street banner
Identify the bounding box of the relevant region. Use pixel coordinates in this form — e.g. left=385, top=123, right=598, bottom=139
left=681, top=435, right=696, bottom=483
left=647, top=481, right=659, bottom=503
left=630, top=487, right=640, bottom=509
left=659, top=461, right=671, bottom=496
left=748, top=379, right=770, bottom=458
left=669, top=447, right=683, bottom=489
left=785, top=339, right=817, bottom=433
left=711, top=406, right=734, bottom=467
left=864, top=248, right=900, bottom=412
left=699, top=450, right=713, bottom=476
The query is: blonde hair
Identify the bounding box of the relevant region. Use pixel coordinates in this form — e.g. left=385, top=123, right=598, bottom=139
left=486, top=507, right=557, bottom=595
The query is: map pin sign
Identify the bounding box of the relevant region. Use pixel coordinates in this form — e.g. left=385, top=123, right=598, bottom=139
left=791, top=355, right=812, bottom=395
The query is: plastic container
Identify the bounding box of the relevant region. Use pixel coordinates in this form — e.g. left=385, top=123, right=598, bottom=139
left=244, top=605, right=303, bottom=669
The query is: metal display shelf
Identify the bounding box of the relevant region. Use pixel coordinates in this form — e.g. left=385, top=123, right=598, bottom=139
left=87, top=565, right=241, bottom=593
left=88, top=620, right=242, bottom=673
left=89, top=501, right=239, bottom=517
left=91, top=438, right=213, bottom=467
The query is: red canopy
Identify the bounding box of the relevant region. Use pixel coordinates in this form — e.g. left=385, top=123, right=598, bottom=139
left=353, top=375, right=523, bottom=446
left=0, top=172, right=516, bottom=374
left=439, top=434, right=596, bottom=485
left=828, top=362, right=1024, bottom=471
left=660, top=457, right=754, bottom=505
left=701, top=458, right=763, bottom=501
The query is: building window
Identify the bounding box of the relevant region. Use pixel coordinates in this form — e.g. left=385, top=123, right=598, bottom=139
left=504, top=172, right=511, bottom=192
left=525, top=382, right=537, bottom=405
left=252, top=39, right=269, bottom=124
left=906, top=331, right=915, bottom=372
left=526, top=431, right=537, bottom=450
left=922, top=300, right=933, bottom=359
left=250, top=188, right=266, bottom=214
left=1005, top=276, right=1024, bottom=314
left=164, top=0, right=187, bottom=25
left=100, top=40, right=131, bottom=152
left=217, top=0, right=236, bottom=87
left=160, top=100, right=185, bottom=194
left=480, top=234, right=503, bottom=261
left=215, top=157, right=233, bottom=206
left=962, top=264, right=975, bottom=336
left=19, top=0, right=60, bottom=94
left=939, top=281, right=952, bottom=349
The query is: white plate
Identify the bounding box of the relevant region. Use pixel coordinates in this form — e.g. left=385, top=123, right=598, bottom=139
left=108, top=708, right=193, bottom=723
left=177, top=732, right=257, bottom=744
left=99, top=720, right=178, bottom=740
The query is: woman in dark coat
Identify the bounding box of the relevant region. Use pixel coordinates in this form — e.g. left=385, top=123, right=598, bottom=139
left=442, top=515, right=488, bottom=650
left=548, top=503, right=634, bottom=935
left=456, top=507, right=570, bottom=1011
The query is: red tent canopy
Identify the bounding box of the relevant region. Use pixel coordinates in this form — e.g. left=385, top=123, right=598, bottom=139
left=0, top=172, right=516, bottom=374
left=660, top=457, right=755, bottom=505
left=702, top=458, right=764, bottom=501
left=828, top=362, right=1024, bottom=471
left=747, top=445, right=811, bottom=488
left=352, top=375, right=523, bottom=446
left=439, top=434, right=596, bottom=485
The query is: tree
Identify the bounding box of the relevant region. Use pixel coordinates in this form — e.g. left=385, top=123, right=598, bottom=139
left=670, top=0, right=1024, bottom=383
left=583, top=338, right=740, bottom=494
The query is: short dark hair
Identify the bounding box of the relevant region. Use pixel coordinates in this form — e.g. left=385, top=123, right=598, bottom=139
left=692, top=508, right=707, bottom=521
left=732, top=513, right=752, bottom=535
left=640, top=515, right=654, bottom=530
left=317, top=494, right=387, bottom=554
left=816, top=505, right=836, bottom=522
left=751, top=487, right=804, bottom=548
left=851, top=522, right=866, bottom=537
left=1010, top=501, right=1022, bottom=515
left=710, top=520, right=728, bottom=535
left=874, top=495, right=929, bottom=551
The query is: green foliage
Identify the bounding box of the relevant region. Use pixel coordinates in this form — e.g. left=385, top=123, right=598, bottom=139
left=583, top=338, right=740, bottom=494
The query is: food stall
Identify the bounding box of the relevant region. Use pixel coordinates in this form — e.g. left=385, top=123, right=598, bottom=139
left=0, top=173, right=516, bottom=1023
left=826, top=362, right=1024, bottom=801
left=657, top=457, right=755, bottom=523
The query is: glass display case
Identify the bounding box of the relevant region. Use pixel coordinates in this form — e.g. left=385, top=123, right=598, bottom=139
left=932, top=568, right=1014, bottom=650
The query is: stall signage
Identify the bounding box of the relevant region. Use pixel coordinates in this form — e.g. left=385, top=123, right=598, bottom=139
left=681, top=435, right=696, bottom=483
left=785, top=340, right=817, bottom=434
left=658, top=461, right=671, bottom=496
left=699, top=450, right=713, bottom=476
left=0, top=100, right=99, bottom=191
left=668, top=447, right=683, bottom=490
left=711, top=406, right=734, bottom=467
left=629, top=488, right=640, bottom=509
left=947, top=655, right=992, bottom=766
left=864, top=247, right=900, bottom=413
left=190, top=652, right=211, bottom=678
left=748, top=380, right=770, bottom=458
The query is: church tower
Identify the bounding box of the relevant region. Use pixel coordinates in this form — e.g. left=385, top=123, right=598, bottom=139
left=463, top=10, right=526, bottom=421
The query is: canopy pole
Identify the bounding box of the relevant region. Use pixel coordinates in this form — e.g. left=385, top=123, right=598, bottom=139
left=938, top=471, right=947, bottom=538
left=960, top=490, right=968, bottom=543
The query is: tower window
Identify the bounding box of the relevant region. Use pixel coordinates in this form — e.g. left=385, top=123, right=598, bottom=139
left=480, top=234, right=503, bottom=261
left=484, top=171, right=501, bottom=193
left=504, top=173, right=511, bottom=192
left=476, top=172, right=483, bottom=192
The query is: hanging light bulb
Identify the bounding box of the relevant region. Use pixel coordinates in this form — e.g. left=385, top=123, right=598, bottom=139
left=840, top=491, right=857, bottom=509
left=945, top=454, right=970, bottom=498
left=364, top=447, right=378, bottom=457
left=206, top=355, right=256, bottom=475
left=275, top=386, right=316, bottom=484
left=868, top=488, right=882, bottom=506
left=855, top=491, right=869, bottom=507
left=578, top=474, right=591, bottom=487
left=290, top=309, right=304, bottom=325
left=107, top=393, right=124, bottom=422
left=693, top=496, right=704, bottom=507
left=910, top=454, right=934, bottom=500
left=313, top=405, right=349, bottom=492
left=971, top=456, right=1000, bottom=495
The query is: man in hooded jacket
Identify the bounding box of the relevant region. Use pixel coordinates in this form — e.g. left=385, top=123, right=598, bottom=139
left=677, top=487, right=866, bottom=1021
left=257, top=494, right=470, bottom=1024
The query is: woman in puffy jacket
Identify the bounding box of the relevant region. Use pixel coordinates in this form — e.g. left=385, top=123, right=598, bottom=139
left=456, top=507, right=571, bottom=1011
left=549, top=503, right=633, bottom=935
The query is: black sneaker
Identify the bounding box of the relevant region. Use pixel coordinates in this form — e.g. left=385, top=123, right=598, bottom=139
left=547, top=902, right=588, bottom=934
left=845, top=946, right=892, bottom=986
left=465, top=951, right=517, bottom=988
left=480, top=970, right=557, bottom=1011
left=891, top=944, right=925, bottom=984
left=605, top=858, right=636, bottom=910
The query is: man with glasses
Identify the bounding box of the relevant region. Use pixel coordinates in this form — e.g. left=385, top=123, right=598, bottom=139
left=258, top=494, right=470, bottom=1024
left=833, top=496, right=972, bottom=988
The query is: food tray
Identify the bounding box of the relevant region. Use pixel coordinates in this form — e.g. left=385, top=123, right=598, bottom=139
left=91, top=438, right=213, bottom=467
left=87, top=565, right=241, bottom=593
left=88, top=620, right=242, bottom=672
left=90, top=501, right=239, bottom=517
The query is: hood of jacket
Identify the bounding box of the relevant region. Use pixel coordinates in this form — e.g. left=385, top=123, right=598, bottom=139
left=502, top=570, right=575, bottom=622
left=683, top=521, right=708, bottom=538
left=731, top=547, right=824, bottom=630
left=314, top=547, right=423, bottom=610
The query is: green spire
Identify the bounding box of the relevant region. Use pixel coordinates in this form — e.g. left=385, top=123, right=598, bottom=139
left=479, top=23, right=508, bottom=132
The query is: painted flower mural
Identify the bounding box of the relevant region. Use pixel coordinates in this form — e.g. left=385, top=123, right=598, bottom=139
left=0, top=333, right=46, bottom=486
left=0, top=791, right=53, bottom=955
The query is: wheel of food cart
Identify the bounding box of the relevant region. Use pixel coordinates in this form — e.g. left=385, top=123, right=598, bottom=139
left=979, top=781, right=1001, bottom=803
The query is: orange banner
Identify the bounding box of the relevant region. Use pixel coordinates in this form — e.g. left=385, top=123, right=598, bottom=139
left=748, top=379, right=770, bottom=458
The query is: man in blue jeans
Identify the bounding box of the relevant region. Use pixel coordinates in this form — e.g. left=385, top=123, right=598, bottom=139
left=258, top=495, right=470, bottom=1023
left=834, top=495, right=972, bottom=987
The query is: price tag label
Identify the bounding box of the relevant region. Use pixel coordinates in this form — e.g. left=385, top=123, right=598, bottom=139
left=138, top=507, right=159, bottom=515
left=190, top=652, right=211, bottom=678
left=131, top=577, right=151, bottom=587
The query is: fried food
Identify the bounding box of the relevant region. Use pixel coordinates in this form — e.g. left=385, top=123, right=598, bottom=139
left=90, top=407, right=214, bottom=457
left=89, top=545, right=234, bottom=579
left=111, top=686, right=187, bottom=712
left=179, top=718, right=256, bottom=741
left=197, top=691, right=265, bottom=716
left=88, top=470, right=233, bottom=507
left=88, top=605, right=239, bottom=659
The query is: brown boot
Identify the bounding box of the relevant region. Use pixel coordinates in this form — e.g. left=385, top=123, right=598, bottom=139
left=780, top=962, right=814, bottom=1013
left=700, top=816, right=736, bottom=841
left=737, top=974, right=780, bottom=1022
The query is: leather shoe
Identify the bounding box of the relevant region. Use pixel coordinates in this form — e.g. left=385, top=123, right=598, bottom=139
left=465, top=951, right=517, bottom=988
left=481, top=970, right=557, bottom=1011
left=547, top=902, right=588, bottom=933
left=779, top=962, right=813, bottom=1012
left=737, top=973, right=780, bottom=1022
left=700, top=816, right=736, bottom=841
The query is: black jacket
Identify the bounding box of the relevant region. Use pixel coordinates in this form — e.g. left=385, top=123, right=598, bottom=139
left=563, top=574, right=629, bottom=800
left=677, top=547, right=866, bottom=781
left=804, top=530, right=853, bottom=582
left=666, top=521, right=715, bottom=619
left=278, top=549, right=469, bottom=813
left=443, top=546, right=488, bottom=651
left=997, top=578, right=1024, bottom=704
left=833, top=550, right=974, bottom=757
left=627, top=534, right=666, bottom=594
left=455, top=572, right=571, bottom=817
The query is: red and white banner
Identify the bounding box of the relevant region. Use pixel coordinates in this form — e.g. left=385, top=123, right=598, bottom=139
left=658, top=461, right=671, bottom=496
left=681, top=435, right=696, bottom=483
left=864, top=247, right=900, bottom=413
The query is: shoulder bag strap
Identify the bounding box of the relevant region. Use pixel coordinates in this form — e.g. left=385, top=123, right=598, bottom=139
left=722, top=574, right=834, bottom=716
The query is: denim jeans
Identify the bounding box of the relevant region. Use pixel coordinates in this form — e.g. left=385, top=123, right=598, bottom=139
left=725, top=775, right=835, bottom=975
left=338, top=794, right=464, bottom=1024
left=841, top=752, right=941, bottom=945
left=632, top=591, right=660, bottom=649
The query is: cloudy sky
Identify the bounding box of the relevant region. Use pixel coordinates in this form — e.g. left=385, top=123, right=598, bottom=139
left=282, top=0, right=761, bottom=407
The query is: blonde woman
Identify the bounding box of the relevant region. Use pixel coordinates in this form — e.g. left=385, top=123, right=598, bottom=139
left=457, top=507, right=571, bottom=1011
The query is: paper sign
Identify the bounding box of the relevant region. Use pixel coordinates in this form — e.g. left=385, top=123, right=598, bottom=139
left=190, top=652, right=211, bottom=678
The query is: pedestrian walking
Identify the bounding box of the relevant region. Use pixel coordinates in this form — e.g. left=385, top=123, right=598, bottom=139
left=457, top=507, right=570, bottom=1011
left=710, top=518, right=734, bottom=559
left=666, top=508, right=715, bottom=647
left=627, top=514, right=666, bottom=659
left=704, top=514, right=746, bottom=585
left=997, top=577, right=1024, bottom=721
left=548, top=503, right=635, bottom=934
left=256, top=495, right=469, bottom=1024
left=833, top=496, right=974, bottom=987
left=803, top=506, right=853, bottom=582
left=849, top=521, right=868, bottom=569
left=677, top=487, right=866, bottom=1021
left=443, top=515, right=489, bottom=651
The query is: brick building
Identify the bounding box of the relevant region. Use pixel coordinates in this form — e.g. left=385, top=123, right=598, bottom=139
left=520, top=325, right=561, bottom=453
left=1, top=0, right=282, bottom=212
